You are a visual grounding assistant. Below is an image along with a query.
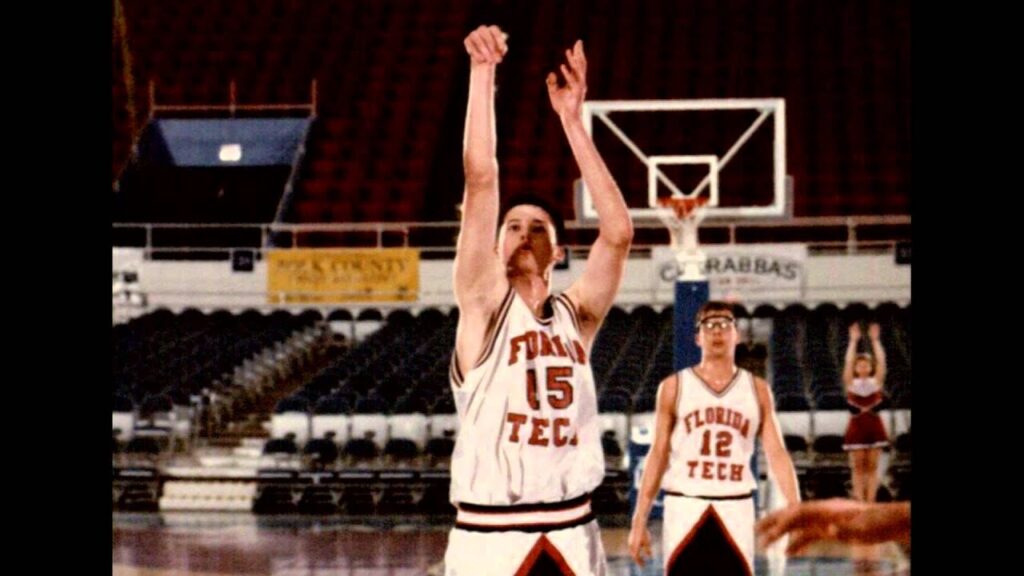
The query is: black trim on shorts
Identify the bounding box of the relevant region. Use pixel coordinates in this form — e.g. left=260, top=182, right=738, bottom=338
left=456, top=493, right=591, bottom=514
left=454, top=512, right=596, bottom=533
left=663, top=490, right=755, bottom=501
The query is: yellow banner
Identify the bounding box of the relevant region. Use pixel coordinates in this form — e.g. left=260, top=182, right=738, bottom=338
left=267, top=248, right=419, bottom=303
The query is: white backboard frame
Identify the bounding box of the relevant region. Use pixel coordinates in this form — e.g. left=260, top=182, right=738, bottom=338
left=580, top=98, right=787, bottom=221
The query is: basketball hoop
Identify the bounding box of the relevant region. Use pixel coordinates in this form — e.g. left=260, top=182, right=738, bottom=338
left=656, top=196, right=709, bottom=251
left=656, top=196, right=709, bottom=281
left=657, top=196, right=710, bottom=222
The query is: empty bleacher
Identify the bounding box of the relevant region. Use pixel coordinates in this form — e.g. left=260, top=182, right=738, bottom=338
left=113, top=0, right=911, bottom=230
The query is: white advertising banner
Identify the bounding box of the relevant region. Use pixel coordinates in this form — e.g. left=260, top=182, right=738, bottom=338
left=653, top=244, right=808, bottom=301
left=113, top=248, right=145, bottom=271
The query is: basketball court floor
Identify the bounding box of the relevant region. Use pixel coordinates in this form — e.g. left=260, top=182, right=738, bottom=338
left=113, top=512, right=909, bottom=575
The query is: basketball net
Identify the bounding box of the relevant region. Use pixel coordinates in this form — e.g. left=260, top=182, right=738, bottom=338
left=656, top=196, right=709, bottom=281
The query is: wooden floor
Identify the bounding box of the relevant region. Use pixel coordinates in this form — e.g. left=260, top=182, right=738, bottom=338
left=113, top=512, right=909, bottom=575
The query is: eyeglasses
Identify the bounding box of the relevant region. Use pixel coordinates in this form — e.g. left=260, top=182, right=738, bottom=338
left=698, top=317, right=735, bottom=331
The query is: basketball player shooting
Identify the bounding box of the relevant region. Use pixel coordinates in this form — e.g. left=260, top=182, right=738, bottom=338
left=442, top=24, right=633, bottom=576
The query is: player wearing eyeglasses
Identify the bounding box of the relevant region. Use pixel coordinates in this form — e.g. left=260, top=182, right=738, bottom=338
left=627, top=301, right=801, bottom=575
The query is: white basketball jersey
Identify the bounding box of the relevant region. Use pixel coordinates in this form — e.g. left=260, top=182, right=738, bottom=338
left=662, top=367, right=761, bottom=497
left=449, top=288, right=604, bottom=505
left=849, top=377, right=881, bottom=397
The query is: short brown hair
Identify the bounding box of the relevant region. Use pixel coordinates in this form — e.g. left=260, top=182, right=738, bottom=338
left=497, top=194, right=566, bottom=242
left=695, top=301, right=736, bottom=326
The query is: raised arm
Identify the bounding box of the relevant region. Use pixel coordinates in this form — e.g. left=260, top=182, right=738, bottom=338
left=842, top=323, right=861, bottom=387
left=756, top=378, right=801, bottom=507
left=453, top=25, right=511, bottom=372
left=551, top=41, right=634, bottom=346
left=627, top=374, right=678, bottom=567
left=867, top=323, right=887, bottom=385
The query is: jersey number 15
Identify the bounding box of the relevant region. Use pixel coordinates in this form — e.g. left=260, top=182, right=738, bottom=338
left=526, top=367, right=574, bottom=410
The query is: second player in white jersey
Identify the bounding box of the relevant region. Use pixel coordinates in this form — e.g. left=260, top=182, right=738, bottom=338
left=662, top=367, right=760, bottom=497
left=450, top=289, right=603, bottom=506
left=628, top=302, right=801, bottom=574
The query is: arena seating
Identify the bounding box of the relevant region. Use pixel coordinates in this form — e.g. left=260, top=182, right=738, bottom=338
left=113, top=0, right=910, bottom=228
